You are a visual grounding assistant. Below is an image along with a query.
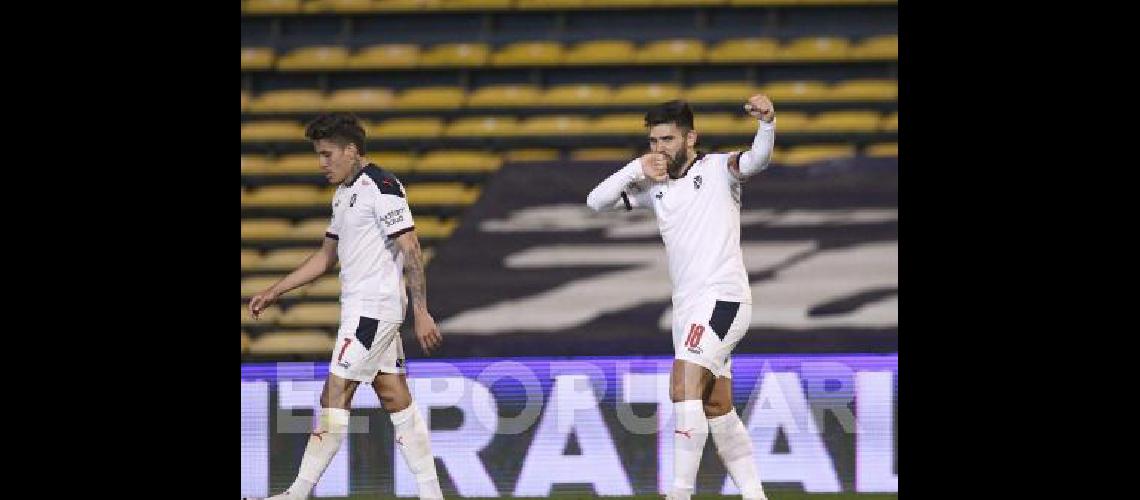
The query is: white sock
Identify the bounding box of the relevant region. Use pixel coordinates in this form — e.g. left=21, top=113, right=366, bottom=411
left=709, top=409, right=768, bottom=500
left=671, top=399, right=709, bottom=499
left=287, top=407, right=350, bottom=499
left=390, top=403, right=443, bottom=500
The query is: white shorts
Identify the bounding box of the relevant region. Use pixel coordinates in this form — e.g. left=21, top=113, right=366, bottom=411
left=672, top=295, right=751, bottom=379
left=328, top=309, right=406, bottom=383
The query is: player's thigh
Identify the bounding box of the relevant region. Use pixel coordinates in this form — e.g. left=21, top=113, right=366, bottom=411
left=703, top=376, right=734, bottom=417
left=320, top=372, right=362, bottom=409
left=670, top=358, right=714, bottom=402
left=372, top=372, right=412, bottom=413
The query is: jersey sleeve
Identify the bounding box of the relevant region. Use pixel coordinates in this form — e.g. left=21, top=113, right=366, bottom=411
left=325, top=196, right=341, bottom=240
left=373, top=177, right=416, bottom=239
left=621, top=182, right=656, bottom=211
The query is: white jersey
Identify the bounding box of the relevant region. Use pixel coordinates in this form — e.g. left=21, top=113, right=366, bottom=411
left=325, top=164, right=415, bottom=323
left=623, top=152, right=751, bottom=310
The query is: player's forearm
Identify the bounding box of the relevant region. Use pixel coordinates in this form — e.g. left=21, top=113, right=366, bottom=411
left=401, top=237, right=430, bottom=315
left=586, top=159, right=644, bottom=211
left=737, top=119, right=776, bottom=177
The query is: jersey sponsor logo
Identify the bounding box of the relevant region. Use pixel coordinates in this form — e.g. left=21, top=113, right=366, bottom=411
left=694, top=175, right=703, bottom=190
left=383, top=208, right=406, bottom=226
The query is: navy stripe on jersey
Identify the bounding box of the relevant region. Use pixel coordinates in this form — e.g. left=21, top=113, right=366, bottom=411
left=325, top=232, right=339, bottom=240
left=354, top=316, right=380, bottom=350
left=387, top=226, right=415, bottom=239
left=708, top=300, right=741, bottom=340
left=362, top=164, right=406, bottom=198
left=620, top=192, right=632, bottom=211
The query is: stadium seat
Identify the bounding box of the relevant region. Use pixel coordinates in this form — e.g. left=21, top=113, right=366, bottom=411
left=761, top=81, right=831, bottom=102
left=270, top=153, right=320, bottom=174
left=324, top=0, right=377, bottom=13
left=808, top=111, right=882, bottom=132
left=325, top=88, right=396, bottom=111
left=444, top=116, right=521, bottom=137
left=390, top=86, right=466, bottom=109
left=291, top=218, right=332, bottom=240
left=405, top=183, right=482, bottom=205
left=241, top=121, right=306, bottom=141
left=255, top=249, right=318, bottom=270
left=865, top=142, right=898, bottom=158
left=276, top=46, right=350, bottom=70
left=241, top=332, right=251, bottom=355
left=242, top=250, right=263, bottom=271
left=517, top=115, right=592, bottom=135
left=466, top=84, right=542, bottom=108
left=881, top=111, right=898, bottom=131
left=242, top=155, right=272, bottom=175
left=245, top=0, right=301, bottom=14
left=694, top=113, right=756, bottom=135
left=504, top=148, right=561, bottom=162
left=769, top=112, right=811, bottom=132
left=828, top=79, right=898, bottom=100
left=248, top=331, right=334, bottom=355
left=368, top=152, right=417, bottom=174
left=248, top=89, right=326, bottom=113
left=612, top=83, right=683, bottom=105
left=371, top=117, right=445, bottom=138
left=419, top=43, right=490, bottom=67
left=581, top=0, right=655, bottom=5
left=437, top=0, right=512, bottom=9
left=636, top=39, right=706, bottom=64
left=241, top=305, right=282, bottom=326
left=241, top=91, right=251, bottom=112
left=564, top=40, right=637, bottom=65
left=242, top=186, right=330, bottom=207
left=416, top=150, right=503, bottom=172
left=516, top=0, right=585, bottom=8
left=850, top=34, right=898, bottom=60
left=542, top=84, right=614, bottom=106
left=278, top=303, right=341, bottom=326
left=414, top=217, right=459, bottom=239
left=570, top=148, right=636, bottom=162
left=242, top=219, right=295, bottom=240
left=303, top=275, right=341, bottom=297
left=370, top=0, right=438, bottom=10
left=781, top=144, right=856, bottom=166
left=348, top=44, right=420, bottom=69
left=706, top=38, right=779, bottom=63
left=656, top=0, right=721, bottom=4
left=590, top=114, right=645, bottom=135
left=684, top=81, right=758, bottom=104
left=242, top=276, right=287, bottom=299
left=491, top=41, right=564, bottom=66
left=779, top=37, right=850, bottom=61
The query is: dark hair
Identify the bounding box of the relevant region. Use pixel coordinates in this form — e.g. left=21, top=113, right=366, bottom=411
left=304, top=112, right=367, bottom=155
left=644, top=100, right=694, bottom=132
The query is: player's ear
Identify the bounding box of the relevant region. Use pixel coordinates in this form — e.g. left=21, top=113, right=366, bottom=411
left=686, top=129, right=698, bottom=148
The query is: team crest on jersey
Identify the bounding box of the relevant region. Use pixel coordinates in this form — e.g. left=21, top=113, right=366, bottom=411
left=349, top=194, right=358, bottom=207
left=694, top=175, right=703, bottom=190
left=655, top=191, right=664, bottom=200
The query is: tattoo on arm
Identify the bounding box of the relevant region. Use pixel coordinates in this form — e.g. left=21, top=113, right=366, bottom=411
left=402, top=238, right=428, bottom=311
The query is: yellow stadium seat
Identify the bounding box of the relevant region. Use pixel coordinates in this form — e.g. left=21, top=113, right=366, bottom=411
left=323, top=88, right=395, bottom=112
left=612, top=83, right=683, bottom=105
left=248, top=90, right=326, bottom=113
left=850, top=34, right=898, bottom=60
left=564, top=40, right=637, bottom=65
left=248, top=331, right=334, bottom=355
left=277, top=46, right=350, bottom=70
left=684, top=81, right=758, bottom=104
left=438, top=0, right=512, bottom=8
left=242, top=155, right=272, bottom=174
left=242, top=186, right=329, bottom=207
left=779, top=37, right=850, bottom=61
left=444, top=116, right=520, bottom=137
left=371, top=0, right=439, bottom=10
left=325, top=0, right=377, bottom=12
left=419, top=43, right=490, bottom=67
left=466, top=85, right=542, bottom=108
left=241, top=121, right=306, bottom=141
left=517, top=115, right=591, bottom=135
left=279, top=303, right=341, bottom=326
left=241, top=332, right=251, bottom=355
left=829, top=79, right=897, bottom=101
left=769, top=112, right=811, bottom=132
left=242, top=276, right=286, bottom=299
left=728, top=0, right=801, bottom=4
left=255, top=249, right=318, bottom=270
left=761, top=81, right=831, bottom=102
left=492, top=41, right=564, bottom=66
left=808, top=111, right=881, bottom=132
left=362, top=152, right=414, bottom=174
left=590, top=114, right=645, bottom=135
left=291, top=219, right=332, bottom=240
left=581, top=0, right=655, bottom=5
left=245, top=0, right=301, bottom=14
left=781, top=144, right=856, bottom=166
left=304, top=276, right=341, bottom=297
left=707, top=38, right=779, bottom=63
left=271, top=153, right=320, bottom=174
left=391, top=86, right=466, bottom=109
left=415, top=217, right=459, bottom=239
left=865, top=142, right=898, bottom=158
left=406, top=183, right=482, bottom=205
left=542, top=84, right=614, bottom=106
left=242, top=219, right=295, bottom=240
left=242, top=250, right=263, bottom=271
left=636, top=39, right=706, bottom=64
left=881, top=112, right=898, bottom=131
left=416, top=150, right=503, bottom=172
left=371, top=117, right=445, bottom=138
left=694, top=113, right=755, bottom=135
left=504, top=148, right=561, bottom=162
left=348, top=44, right=420, bottom=69
left=516, top=0, right=584, bottom=8
left=242, top=305, right=282, bottom=326
left=657, top=0, right=721, bottom=4
left=242, top=91, right=251, bottom=111
left=571, top=148, right=636, bottom=162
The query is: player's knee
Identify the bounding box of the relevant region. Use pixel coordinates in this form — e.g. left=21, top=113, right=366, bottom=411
left=703, top=398, right=732, bottom=417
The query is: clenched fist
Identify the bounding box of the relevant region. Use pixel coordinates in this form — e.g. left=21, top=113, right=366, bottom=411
left=639, top=152, right=669, bottom=182
left=743, top=94, right=775, bottom=123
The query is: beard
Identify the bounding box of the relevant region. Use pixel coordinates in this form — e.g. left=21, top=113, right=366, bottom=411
left=665, top=149, right=690, bottom=178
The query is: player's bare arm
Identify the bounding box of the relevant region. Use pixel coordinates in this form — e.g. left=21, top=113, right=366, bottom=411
left=249, top=236, right=338, bottom=319
left=394, top=229, right=443, bottom=355
left=729, top=93, right=777, bottom=181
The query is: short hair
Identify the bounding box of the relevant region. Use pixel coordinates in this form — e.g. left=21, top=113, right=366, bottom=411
left=644, top=100, right=695, bottom=132
left=304, top=112, right=366, bottom=155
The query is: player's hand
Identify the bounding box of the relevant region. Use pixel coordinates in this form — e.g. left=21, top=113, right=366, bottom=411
left=414, top=312, right=443, bottom=355
left=639, top=152, right=669, bottom=182
left=248, top=289, right=280, bottom=319
left=743, top=94, right=775, bottom=123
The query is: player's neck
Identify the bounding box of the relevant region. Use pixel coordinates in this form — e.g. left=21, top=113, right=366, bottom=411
left=342, top=159, right=365, bottom=186
left=673, top=150, right=698, bottom=179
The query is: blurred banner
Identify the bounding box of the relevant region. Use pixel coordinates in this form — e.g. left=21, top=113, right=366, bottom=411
left=241, top=354, right=897, bottom=497
left=425, top=158, right=898, bottom=358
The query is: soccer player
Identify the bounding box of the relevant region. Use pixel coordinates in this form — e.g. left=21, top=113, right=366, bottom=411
left=246, top=113, right=444, bottom=500
left=586, top=96, right=776, bottom=500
